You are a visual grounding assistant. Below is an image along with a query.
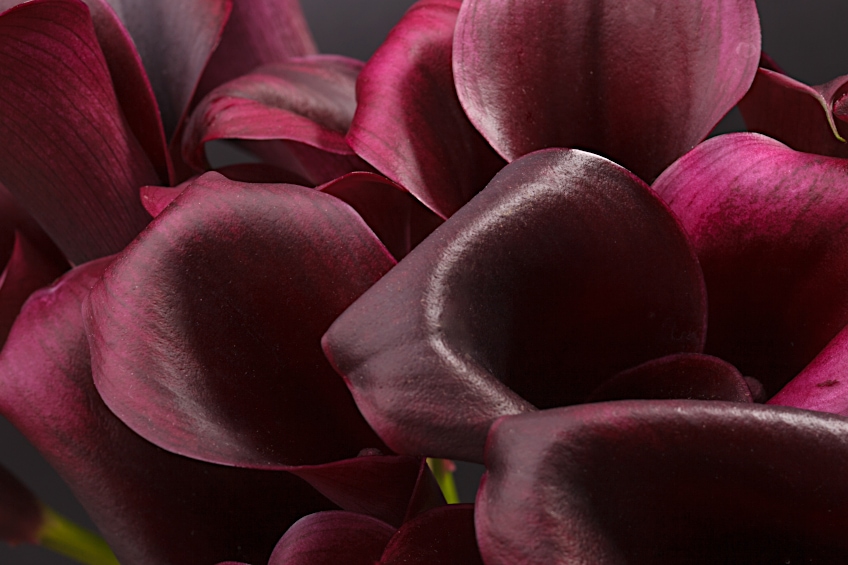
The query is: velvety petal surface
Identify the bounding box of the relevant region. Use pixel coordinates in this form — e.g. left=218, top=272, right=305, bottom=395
left=85, top=172, right=396, bottom=468
left=324, top=149, right=706, bottom=463
left=453, top=0, right=761, bottom=182
left=739, top=67, right=848, bottom=158
left=587, top=353, right=752, bottom=403
left=347, top=0, right=505, bottom=218
left=0, top=259, right=337, bottom=565
left=654, top=133, right=848, bottom=395
left=477, top=402, right=848, bottom=564
left=0, top=464, right=42, bottom=545
left=380, top=504, right=483, bottom=565
left=0, top=0, right=157, bottom=264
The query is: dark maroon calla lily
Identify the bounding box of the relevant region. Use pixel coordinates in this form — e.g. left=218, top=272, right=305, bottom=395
left=0, top=464, right=42, bottom=546
left=477, top=402, right=848, bottom=564
left=323, top=148, right=707, bottom=463
left=653, top=133, right=848, bottom=396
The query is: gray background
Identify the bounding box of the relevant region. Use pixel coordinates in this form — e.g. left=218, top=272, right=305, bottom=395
left=1, top=0, right=845, bottom=562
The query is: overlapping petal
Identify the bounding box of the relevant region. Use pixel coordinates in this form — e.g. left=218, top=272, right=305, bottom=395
left=0, top=259, right=338, bottom=565
left=346, top=0, right=505, bottom=218
left=453, top=0, right=761, bottom=182
left=654, top=133, right=848, bottom=395
left=477, top=402, right=848, bottom=564
left=0, top=0, right=156, bottom=264
left=324, top=149, right=707, bottom=463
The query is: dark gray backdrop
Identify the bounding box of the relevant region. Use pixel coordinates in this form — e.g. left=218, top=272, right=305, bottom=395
left=1, top=1, right=845, bottom=563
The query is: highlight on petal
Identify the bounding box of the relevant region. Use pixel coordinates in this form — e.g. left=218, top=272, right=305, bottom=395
left=324, top=149, right=706, bottom=463
left=0, top=259, right=337, bottom=565
left=654, top=133, right=848, bottom=396
left=0, top=464, right=42, bottom=545
left=0, top=0, right=157, bottom=264
left=453, top=0, right=761, bottom=182
left=85, top=172, right=396, bottom=469
left=739, top=67, right=848, bottom=158
left=477, top=402, right=848, bottom=564
left=586, top=353, right=752, bottom=403
left=347, top=0, right=505, bottom=219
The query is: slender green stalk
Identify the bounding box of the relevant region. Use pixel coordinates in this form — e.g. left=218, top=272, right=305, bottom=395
left=427, top=458, right=460, bottom=504
left=37, top=506, right=119, bottom=565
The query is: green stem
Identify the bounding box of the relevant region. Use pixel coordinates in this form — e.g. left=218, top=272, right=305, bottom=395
left=427, top=458, right=460, bottom=504
left=37, top=506, right=119, bottom=565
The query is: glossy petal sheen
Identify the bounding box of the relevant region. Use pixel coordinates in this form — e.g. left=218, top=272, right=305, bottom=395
left=0, top=464, right=42, bottom=545
left=654, top=133, right=848, bottom=395
left=0, top=0, right=157, bottom=264
left=477, top=402, right=848, bottom=564
left=739, top=67, right=848, bottom=158
left=0, top=260, right=337, bottom=565
left=453, top=0, right=761, bottom=181
left=347, top=0, right=505, bottom=218
left=324, top=149, right=706, bottom=463
left=85, top=172, right=396, bottom=468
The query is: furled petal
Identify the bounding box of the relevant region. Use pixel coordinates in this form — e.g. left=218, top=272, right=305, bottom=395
left=453, top=0, right=761, bottom=182
left=739, top=67, right=848, bottom=158
left=477, top=402, right=848, bottom=564
left=380, top=504, right=483, bottom=565
left=654, top=133, right=848, bottom=395
left=0, top=464, right=42, bottom=545
left=196, top=0, right=318, bottom=99
left=85, top=172, right=396, bottom=469
left=324, top=149, right=706, bottom=463
left=769, top=323, right=848, bottom=416
left=347, top=0, right=505, bottom=219
left=0, top=0, right=157, bottom=264
left=586, top=353, right=753, bottom=403
left=318, top=173, right=443, bottom=260
left=0, top=259, right=337, bottom=565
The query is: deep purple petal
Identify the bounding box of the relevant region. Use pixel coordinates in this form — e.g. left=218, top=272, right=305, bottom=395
left=0, top=464, right=42, bottom=545
left=453, top=0, right=761, bottom=182
left=477, top=402, right=848, bottom=564
left=0, top=0, right=157, bottom=264
left=380, top=504, right=483, bottom=565
left=85, top=172, right=395, bottom=469
left=268, top=511, right=394, bottom=565
left=654, top=133, right=848, bottom=395
left=347, top=0, right=505, bottom=218
left=324, top=149, right=706, bottom=463
left=0, top=260, right=336, bottom=565
left=587, top=353, right=752, bottom=403
left=739, top=67, right=848, bottom=158
left=318, top=172, right=443, bottom=260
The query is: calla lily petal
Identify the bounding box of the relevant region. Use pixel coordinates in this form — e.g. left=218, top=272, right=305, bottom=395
left=477, top=402, right=848, bottom=564
left=0, top=259, right=338, bottom=565
left=654, top=133, right=848, bottom=395
left=324, top=149, right=706, bottom=463
left=739, top=67, right=848, bottom=158
left=0, top=464, right=42, bottom=546
left=0, top=0, right=157, bottom=264
left=380, top=504, right=483, bottom=565
left=346, top=0, right=505, bottom=219
left=453, top=0, right=761, bottom=182
left=85, top=172, right=396, bottom=469
left=587, top=353, right=753, bottom=403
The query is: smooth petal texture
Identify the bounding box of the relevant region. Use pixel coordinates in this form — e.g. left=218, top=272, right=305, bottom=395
left=85, top=172, right=396, bottom=468
left=739, top=67, right=848, bottom=158
left=453, top=0, right=760, bottom=182
left=654, top=133, right=848, bottom=395
left=184, top=56, right=363, bottom=170
left=324, top=149, right=706, bottom=463
left=0, top=259, right=336, bottom=565
left=587, top=353, right=752, bottom=403
left=197, top=0, right=317, bottom=99
left=268, top=511, right=394, bottom=565
left=477, top=402, right=848, bottom=564
left=769, top=323, right=848, bottom=416
left=380, top=504, right=483, bottom=565
left=0, top=0, right=157, bottom=264
left=318, top=173, right=443, bottom=260
left=0, top=464, right=42, bottom=545
left=347, top=0, right=505, bottom=219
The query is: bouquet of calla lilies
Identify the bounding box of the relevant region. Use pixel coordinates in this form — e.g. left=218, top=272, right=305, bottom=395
left=1, top=0, right=847, bottom=563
